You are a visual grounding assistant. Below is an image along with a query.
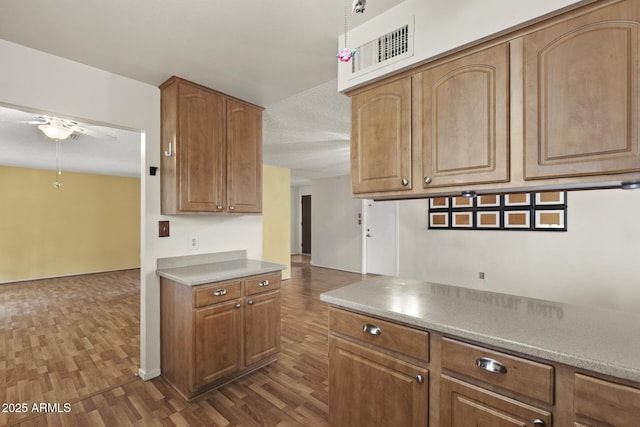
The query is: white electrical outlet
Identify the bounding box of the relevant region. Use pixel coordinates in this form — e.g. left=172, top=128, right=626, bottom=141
left=189, top=235, right=199, bottom=250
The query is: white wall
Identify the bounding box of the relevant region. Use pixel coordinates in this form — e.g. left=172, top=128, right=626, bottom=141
left=398, top=189, right=640, bottom=313
left=0, top=39, right=263, bottom=380
left=339, top=0, right=590, bottom=91
left=311, top=176, right=362, bottom=273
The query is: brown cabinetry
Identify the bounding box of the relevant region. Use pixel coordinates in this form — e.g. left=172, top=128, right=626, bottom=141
left=328, top=308, right=429, bottom=427
left=573, top=373, right=640, bottom=426
left=326, top=305, right=640, bottom=426
left=160, top=271, right=281, bottom=399
left=347, top=0, right=640, bottom=199
left=160, top=76, right=263, bottom=214
left=441, top=375, right=551, bottom=427
left=421, top=43, right=510, bottom=188
left=440, top=338, right=552, bottom=427
left=523, top=0, right=640, bottom=180
left=350, top=76, right=412, bottom=194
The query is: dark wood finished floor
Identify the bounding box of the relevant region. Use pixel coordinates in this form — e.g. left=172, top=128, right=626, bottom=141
left=1, top=258, right=367, bottom=426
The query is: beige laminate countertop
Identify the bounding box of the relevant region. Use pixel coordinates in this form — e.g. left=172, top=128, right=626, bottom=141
left=156, top=251, right=285, bottom=286
left=320, top=276, right=640, bottom=383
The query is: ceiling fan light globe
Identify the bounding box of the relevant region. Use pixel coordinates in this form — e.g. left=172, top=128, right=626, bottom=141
left=38, top=123, right=73, bottom=140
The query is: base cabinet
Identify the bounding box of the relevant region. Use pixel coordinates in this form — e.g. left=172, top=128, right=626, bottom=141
left=327, top=307, right=640, bottom=427
left=329, top=337, right=428, bottom=427
left=161, top=272, right=281, bottom=399
left=194, top=300, right=243, bottom=388
left=573, top=373, right=640, bottom=426
left=440, top=376, right=551, bottom=427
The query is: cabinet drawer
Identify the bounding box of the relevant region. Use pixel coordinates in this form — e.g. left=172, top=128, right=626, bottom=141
left=195, top=280, right=242, bottom=308
left=329, top=308, right=429, bottom=362
left=245, top=272, right=281, bottom=296
left=441, top=338, right=554, bottom=404
left=574, top=373, right=640, bottom=426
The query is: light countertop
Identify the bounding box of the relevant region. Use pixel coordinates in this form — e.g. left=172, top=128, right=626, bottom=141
left=320, top=276, right=640, bottom=383
left=156, top=251, right=286, bottom=286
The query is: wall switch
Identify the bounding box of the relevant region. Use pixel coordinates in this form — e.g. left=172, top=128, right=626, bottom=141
left=159, top=221, right=170, bottom=237
left=479, top=272, right=485, bottom=280
left=189, top=235, right=199, bottom=250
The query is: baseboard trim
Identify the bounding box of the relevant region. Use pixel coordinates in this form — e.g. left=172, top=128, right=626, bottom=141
left=138, top=367, right=161, bottom=381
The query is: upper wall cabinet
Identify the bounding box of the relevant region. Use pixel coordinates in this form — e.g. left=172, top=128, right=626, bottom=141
left=347, top=0, right=640, bottom=199
left=523, top=0, right=640, bottom=180
left=226, top=99, right=263, bottom=213
left=160, top=77, right=263, bottom=214
left=350, top=76, right=412, bottom=194
left=421, top=43, right=510, bottom=188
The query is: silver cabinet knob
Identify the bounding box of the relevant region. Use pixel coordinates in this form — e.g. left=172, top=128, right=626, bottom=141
left=476, top=357, right=507, bottom=374
left=248, top=300, right=254, bottom=305
left=259, top=280, right=270, bottom=287
left=213, top=289, right=227, bottom=297
left=415, top=375, right=424, bottom=384
left=235, top=303, right=241, bottom=309
left=363, top=324, right=382, bottom=335
left=532, top=419, right=545, bottom=427
left=424, top=176, right=432, bottom=185
left=401, top=178, right=409, bottom=186
left=216, top=205, right=223, bottom=210
left=229, top=206, right=235, bottom=211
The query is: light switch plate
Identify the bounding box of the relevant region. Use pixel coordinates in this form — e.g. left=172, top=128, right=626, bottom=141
left=159, top=220, right=170, bottom=237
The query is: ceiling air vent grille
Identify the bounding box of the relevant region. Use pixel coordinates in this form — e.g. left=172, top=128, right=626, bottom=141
left=352, top=24, right=413, bottom=75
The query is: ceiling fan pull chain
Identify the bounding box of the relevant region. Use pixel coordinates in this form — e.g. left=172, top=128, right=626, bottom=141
left=53, top=139, right=62, bottom=189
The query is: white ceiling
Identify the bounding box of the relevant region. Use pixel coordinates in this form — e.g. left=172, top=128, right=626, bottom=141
left=0, top=0, right=400, bottom=185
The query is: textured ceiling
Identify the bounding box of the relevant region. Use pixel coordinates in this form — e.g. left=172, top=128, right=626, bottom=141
left=0, top=0, right=399, bottom=185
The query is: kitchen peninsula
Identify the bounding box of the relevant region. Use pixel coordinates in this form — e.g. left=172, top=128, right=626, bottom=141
left=321, top=276, right=640, bottom=426
left=157, top=251, right=285, bottom=399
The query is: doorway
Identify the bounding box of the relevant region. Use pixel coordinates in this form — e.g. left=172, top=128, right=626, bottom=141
left=363, top=199, right=399, bottom=276
left=301, top=194, right=311, bottom=254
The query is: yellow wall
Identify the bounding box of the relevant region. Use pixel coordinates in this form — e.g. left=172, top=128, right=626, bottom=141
left=262, top=165, right=291, bottom=278
left=0, top=166, right=140, bottom=282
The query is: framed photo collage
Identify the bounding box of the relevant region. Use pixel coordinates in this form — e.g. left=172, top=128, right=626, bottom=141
left=428, top=192, right=567, bottom=231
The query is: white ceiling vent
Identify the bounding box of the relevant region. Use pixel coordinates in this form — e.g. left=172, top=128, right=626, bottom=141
left=350, top=19, right=414, bottom=79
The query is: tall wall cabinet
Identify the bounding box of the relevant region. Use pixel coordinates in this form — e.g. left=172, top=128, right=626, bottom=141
left=160, top=76, right=263, bottom=214
left=347, top=0, right=640, bottom=199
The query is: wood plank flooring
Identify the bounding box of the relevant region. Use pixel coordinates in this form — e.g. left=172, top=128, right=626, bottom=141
left=1, top=259, right=367, bottom=426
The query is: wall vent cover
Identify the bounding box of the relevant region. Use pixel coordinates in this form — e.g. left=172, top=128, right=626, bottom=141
left=350, top=21, right=414, bottom=78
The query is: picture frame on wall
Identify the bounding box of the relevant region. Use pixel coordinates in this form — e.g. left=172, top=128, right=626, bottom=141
left=427, top=192, right=567, bottom=232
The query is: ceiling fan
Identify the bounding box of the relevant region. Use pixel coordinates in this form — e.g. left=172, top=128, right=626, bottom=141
left=18, top=115, right=117, bottom=141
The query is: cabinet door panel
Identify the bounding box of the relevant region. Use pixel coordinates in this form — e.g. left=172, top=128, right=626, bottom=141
left=440, top=375, right=551, bottom=427
left=329, top=337, right=427, bottom=427
left=227, top=99, right=262, bottom=213
left=574, top=373, right=640, bottom=426
left=351, top=77, right=412, bottom=194
left=178, top=82, right=225, bottom=211
left=244, top=291, right=280, bottom=366
left=422, top=43, right=509, bottom=187
left=524, top=1, right=640, bottom=179
left=194, top=300, right=242, bottom=389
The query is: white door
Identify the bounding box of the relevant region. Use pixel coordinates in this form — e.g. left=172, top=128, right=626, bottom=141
left=364, top=199, right=398, bottom=276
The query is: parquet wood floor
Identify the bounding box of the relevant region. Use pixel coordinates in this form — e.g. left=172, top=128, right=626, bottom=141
left=1, top=260, right=367, bottom=426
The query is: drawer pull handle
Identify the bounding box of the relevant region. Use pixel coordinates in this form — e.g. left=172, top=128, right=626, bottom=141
left=363, top=324, right=382, bottom=336
left=476, top=357, right=507, bottom=374
left=259, top=280, right=270, bottom=287
left=415, top=375, right=424, bottom=384
left=248, top=300, right=254, bottom=305
left=213, top=289, right=227, bottom=297
left=532, top=419, right=545, bottom=427
left=235, top=303, right=241, bottom=309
